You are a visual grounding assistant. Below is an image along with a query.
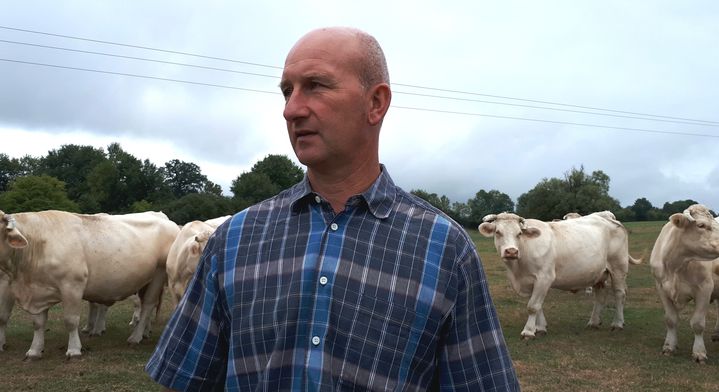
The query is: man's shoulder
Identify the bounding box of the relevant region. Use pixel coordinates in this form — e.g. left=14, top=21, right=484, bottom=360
left=395, top=188, right=467, bottom=236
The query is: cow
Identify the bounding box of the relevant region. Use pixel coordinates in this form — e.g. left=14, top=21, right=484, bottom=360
left=0, top=210, right=179, bottom=359
left=650, top=204, right=719, bottom=363
left=478, top=211, right=641, bottom=339
left=166, top=216, right=229, bottom=307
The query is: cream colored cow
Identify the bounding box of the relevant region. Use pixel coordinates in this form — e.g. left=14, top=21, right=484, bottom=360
left=650, top=205, right=719, bottom=363
left=479, top=211, right=641, bottom=339
left=166, top=216, right=230, bottom=307
left=0, top=210, right=179, bottom=359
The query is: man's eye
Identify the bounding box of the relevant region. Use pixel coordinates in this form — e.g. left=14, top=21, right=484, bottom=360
left=281, top=87, right=292, bottom=100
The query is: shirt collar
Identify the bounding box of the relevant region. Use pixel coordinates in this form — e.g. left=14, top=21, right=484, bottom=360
left=289, top=164, right=397, bottom=219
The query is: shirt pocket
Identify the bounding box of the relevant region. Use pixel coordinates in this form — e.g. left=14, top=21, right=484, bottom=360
left=334, top=294, right=416, bottom=391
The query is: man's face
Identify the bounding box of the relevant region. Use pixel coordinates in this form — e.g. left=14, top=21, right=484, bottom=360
left=280, top=31, right=373, bottom=171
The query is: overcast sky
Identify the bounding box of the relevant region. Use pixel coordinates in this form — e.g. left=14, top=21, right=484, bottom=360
left=2, top=1, right=718, bottom=213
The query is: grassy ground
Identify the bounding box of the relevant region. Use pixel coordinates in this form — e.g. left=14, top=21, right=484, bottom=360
left=1, top=220, right=718, bottom=391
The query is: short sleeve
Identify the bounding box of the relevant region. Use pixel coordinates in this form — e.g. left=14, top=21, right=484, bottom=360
left=145, top=234, right=228, bottom=391
left=437, top=248, right=521, bottom=391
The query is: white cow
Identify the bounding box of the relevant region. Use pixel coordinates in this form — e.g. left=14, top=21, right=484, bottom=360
left=478, top=211, right=641, bottom=339
left=650, top=205, right=719, bottom=363
left=0, top=210, right=179, bottom=359
left=166, top=216, right=229, bottom=307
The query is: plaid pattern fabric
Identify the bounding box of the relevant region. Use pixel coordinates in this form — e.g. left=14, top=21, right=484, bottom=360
left=146, top=167, right=520, bottom=391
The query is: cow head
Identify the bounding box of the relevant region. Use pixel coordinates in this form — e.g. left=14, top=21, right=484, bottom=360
left=0, top=211, right=28, bottom=250
left=667, top=204, right=719, bottom=261
left=190, top=230, right=213, bottom=256
left=478, top=212, right=541, bottom=261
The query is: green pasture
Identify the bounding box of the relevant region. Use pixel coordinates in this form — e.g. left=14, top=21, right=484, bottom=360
left=1, top=221, right=718, bottom=391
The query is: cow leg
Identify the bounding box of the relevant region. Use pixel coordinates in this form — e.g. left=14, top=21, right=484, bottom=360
left=128, top=294, right=143, bottom=329
left=690, top=292, right=711, bottom=363
left=61, top=291, right=85, bottom=358
left=81, top=302, right=97, bottom=334
left=655, top=283, right=679, bottom=355
left=522, top=280, right=552, bottom=339
left=127, top=268, right=166, bottom=344
left=535, top=309, right=548, bottom=336
left=711, top=300, right=719, bottom=342
left=609, top=273, right=628, bottom=331
left=24, top=310, right=48, bottom=360
left=588, top=282, right=607, bottom=328
left=0, top=278, right=15, bottom=351
left=83, top=302, right=109, bottom=336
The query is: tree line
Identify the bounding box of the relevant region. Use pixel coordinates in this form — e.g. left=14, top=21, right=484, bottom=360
left=0, top=143, right=302, bottom=224
left=410, top=166, right=714, bottom=228
left=0, top=144, right=712, bottom=226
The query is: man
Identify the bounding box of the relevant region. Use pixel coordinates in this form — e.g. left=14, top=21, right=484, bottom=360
left=146, top=26, right=520, bottom=391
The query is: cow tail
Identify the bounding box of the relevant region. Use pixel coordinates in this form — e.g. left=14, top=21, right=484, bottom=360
left=629, top=249, right=646, bottom=265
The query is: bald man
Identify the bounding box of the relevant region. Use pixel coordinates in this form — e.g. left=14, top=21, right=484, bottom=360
left=146, top=27, right=520, bottom=392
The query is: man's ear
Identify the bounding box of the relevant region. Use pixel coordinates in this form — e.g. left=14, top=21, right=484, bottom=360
left=367, top=83, right=391, bottom=126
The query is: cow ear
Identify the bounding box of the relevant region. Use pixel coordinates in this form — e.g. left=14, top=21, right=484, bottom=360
left=669, top=213, right=690, bottom=228
left=522, top=227, right=541, bottom=238
left=478, top=222, right=496, bottom=237
left=7, top=229, right=28, bottom=249
left=190, top=238, right=202, bottom=256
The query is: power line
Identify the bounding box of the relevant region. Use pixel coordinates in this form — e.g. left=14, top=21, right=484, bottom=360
left=0, top=25, right=282, bottom=70
left=2, top=24, right=717, bottom=126
left=1, top=38, right=715, bottom=128
left=0, top=39, right=281, bottom=80
left=2, top=57, right=717, bottom=139
left=393, top=83, right=719, bottom=125
left=392, top=106, right=719, bottom=138
left=0, top=58, right=279, bottom=95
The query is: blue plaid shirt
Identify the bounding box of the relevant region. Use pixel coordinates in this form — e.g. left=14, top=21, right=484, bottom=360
left=146, top=167, right=519, bottom=391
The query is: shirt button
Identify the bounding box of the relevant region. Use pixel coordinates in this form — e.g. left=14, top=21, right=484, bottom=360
left=314, top=195, right=321, bottom=203
left=319, top=276, right=328, bottom=285
left=312, top=336, right=321, bottom=346
left=330, top=223, right=338, bottom=231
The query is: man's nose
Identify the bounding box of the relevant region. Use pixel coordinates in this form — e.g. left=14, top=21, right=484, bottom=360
left=283, top=90, right=310, bottom=122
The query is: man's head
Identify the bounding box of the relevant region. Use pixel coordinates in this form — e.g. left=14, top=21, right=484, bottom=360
left=280, top=27, right=391, bottom=174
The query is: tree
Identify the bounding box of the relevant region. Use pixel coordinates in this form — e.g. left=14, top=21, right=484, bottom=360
left=36, top=144, right=107, bottom=203
left=516, top=177, right=567, bottom=220
left=0, top=175, right=79, bottom=212
left=231, top=171, right=279, bottom=209
left=467, top=189, right=515, bottom=228
left=250, top=154, right=304, bottom=190
left=162, top=159, right=213, bottom=198
left=0, top=153, right=24, bottom=192
left=410, top=189, right=451, bottom=212
left=630, top=198, right=654, bottom=221
left=516, top=166, right=620, bottom=221
left=231, top=155, right=304, bottom=205
left=662, top=199, right=699, bottom=215
left=162, top=192, right=235, bottom=225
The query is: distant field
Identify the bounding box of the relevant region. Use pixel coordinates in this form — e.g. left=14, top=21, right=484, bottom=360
left=1, top=220, right=718, bottom=391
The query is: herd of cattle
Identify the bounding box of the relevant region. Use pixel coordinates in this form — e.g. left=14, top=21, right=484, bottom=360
left=0, top=209, right=228, bottom=360
left=0, top=204, right=718, bottom=364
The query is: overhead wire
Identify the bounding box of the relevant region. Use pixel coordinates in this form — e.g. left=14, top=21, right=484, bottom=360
left=1, top=38, right=714, bottom=128
left=2, top=24, right=717, bottom=126
left=2, top=57, right=717, bottom=140
left=2, top=25, right=718, bottom=141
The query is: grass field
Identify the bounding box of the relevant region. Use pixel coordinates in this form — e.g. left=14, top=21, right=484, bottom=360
left=1, top=220, right=718, bottom=391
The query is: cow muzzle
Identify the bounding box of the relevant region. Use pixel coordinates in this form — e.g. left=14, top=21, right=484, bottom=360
left=502, top=247, right=519, bottom=260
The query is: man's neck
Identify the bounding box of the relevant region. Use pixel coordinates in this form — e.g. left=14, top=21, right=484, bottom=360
left=307, top=161, right=381, bottom=214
